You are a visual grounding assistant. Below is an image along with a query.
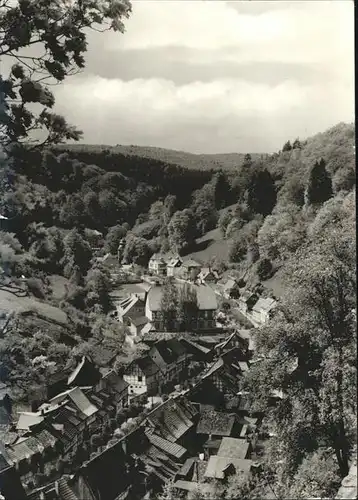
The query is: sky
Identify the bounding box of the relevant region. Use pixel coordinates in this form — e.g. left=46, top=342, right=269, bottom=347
left=53, top=0, right=354, bottom=154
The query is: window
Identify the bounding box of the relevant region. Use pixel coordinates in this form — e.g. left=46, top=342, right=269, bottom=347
left=138, top=375, right=143, bottom=382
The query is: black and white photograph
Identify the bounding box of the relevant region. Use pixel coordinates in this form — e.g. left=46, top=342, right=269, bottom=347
left=0, top=1, right=356, bottom=499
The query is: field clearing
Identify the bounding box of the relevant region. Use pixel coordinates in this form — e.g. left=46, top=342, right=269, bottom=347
left=0, top=288, right=68, bottom=325
left=183, top=228, right=230, bottom=264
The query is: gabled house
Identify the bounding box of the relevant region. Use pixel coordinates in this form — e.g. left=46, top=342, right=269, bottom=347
left=214, top=331, right=250, bottom=358
left=201, top=350, right=248, bottom=396
left=144, top=396, right=199, bottom=449
left=251, top=297, right=277, bottom=325
left=166, top=256, right=182, bottom=277
left=0, top=442, right=28, bottom=500
left=148, top=338, right=190, bottom=385
left=123, top=356, right=160, bottom=397
left=148, top=254, right=167, bottom=276
left=67, top=356, right=101, bottom=388
left=116, top=294, right=146, bottom=324
left=204, top=436, right=253, bottom=481
left=197, top=268, right=219, bottom=285
left=127, top=316, right=149, bottom=339
left=94, top=370, right=129, bottom=410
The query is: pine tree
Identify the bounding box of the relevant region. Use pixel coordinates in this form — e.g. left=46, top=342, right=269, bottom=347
left=247, top=168, right=277, bottom=216
left=305, top=159, right=333, bottom=205
left=282, top=140, right=292, bottom=152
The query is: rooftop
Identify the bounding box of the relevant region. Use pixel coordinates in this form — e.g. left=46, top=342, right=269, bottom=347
left=253, top=297, right=277, bottom=313
left=204, top=456, right=253, bottom=479
left=218, top=437, right=250, bottom=459
left=147, top=283, right=217, bottom=311
left=196, top=410, right=236, bottom=436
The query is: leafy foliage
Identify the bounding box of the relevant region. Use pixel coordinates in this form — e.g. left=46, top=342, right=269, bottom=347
left=305, top=159, right=333, bottom=206
left=0, top=0, right=131, bottom=149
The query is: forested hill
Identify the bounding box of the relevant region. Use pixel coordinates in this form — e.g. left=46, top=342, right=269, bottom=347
left=57, top=121, right=355, bottom=173
left=55, top=143, right=262, bottom=171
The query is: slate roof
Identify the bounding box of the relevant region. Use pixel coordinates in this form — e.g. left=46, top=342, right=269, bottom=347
left=196, top=410, right=236, bottom=436
left=16, top=412, right=44, bottom=431
left=129, top=315, right=148, bottom=327
left=181, top=259, right=201, bottom=268
left=117, top=295, right=143, bottom=316
left=218, top=437, right=250, bottom=459
left=146, top=397, right=197, bottom=442
left=102, top=370, right=129, bottom=394
left=49, top=387, right=98, bottom=417
left=6, top=430, right=58, bottom=463
left=149, top=338, right=187, bottom=370
left=204, top=456, right=253, bottom=479
left=134, top=356, right=160, bottom=377
left=253, top=297, right=277, bottom=314
left=147, top=284, right=217, bottom=311
left=145, top=430, right=187, bottom=459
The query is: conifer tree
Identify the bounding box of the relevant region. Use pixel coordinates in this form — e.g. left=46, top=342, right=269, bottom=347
left=246, top=168, right=276, bottom=216
left=305, top=159, right=333, bottom=205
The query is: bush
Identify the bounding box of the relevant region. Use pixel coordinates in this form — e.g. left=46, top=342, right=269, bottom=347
left=256, top=258, right=273, bottom=280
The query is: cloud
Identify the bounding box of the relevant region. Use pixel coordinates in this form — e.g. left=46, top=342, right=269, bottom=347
left=49, top=0, right=355, bottom=152
left=54, top=72, right=353, bottom=153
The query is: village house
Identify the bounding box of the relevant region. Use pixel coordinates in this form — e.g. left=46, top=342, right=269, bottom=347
left=197, top=267, right=219, bottom=285
left=251, top=297, right=277, bottom=325
left=67, top=356, right=101, bottom=388
left=148, top=254, right=167, bottom=276
left=144, top=395, right=200, bottom=452
left=4, top=428, right=60, bottom=490
left=203, top=435, right=255, bottom=481
left=124, top=356, right=161, bottom=397
left=116, top=294, right=146, bottom=324
left=145, top=283, right=218, bottom=331
left=200, top=348, right=250, bottom=396
left=214, top=331, right=251, bottom=358
left=0, top=442, right=28, bottom=500
left=93, top=369, right=129, bottom=410
left=196, top=410, right=243, bottom=458
left=148, top=338, right=190, bottom=387
left=166, top=256, right=182, bottom=277
left=180, top=259, right=202, bottom=281
left=127, top=316, right=150, bottom=340
left=37, top=387, right=99, bottom=458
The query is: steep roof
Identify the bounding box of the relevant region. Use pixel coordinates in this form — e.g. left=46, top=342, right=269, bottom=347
left=16, top=412, right=44, bottom=431
left=145, top=430, right=187, bottom=459
left=102, top=370, right=129, bottom=394
left=204, top=456, right=253, bottom=479
left=147, top=284, right=217, bottom=312
left=134, top=356, right=160, bottom=377
left=150, top=338, right=187, bottom=370
left=129, top=315, right=149, bottom=327
left=146, top=397, right=197, bottom=442
left=196, top=410, right=236, bottom=436
left=181, top=259, right=201, bottom=268
left=223, top=279, right=236, bottom=292
left=218, top=437, right=250, bottom=459
left=253, top=297, right=277, bottom=314
left=49, top=387, right=98, bottom=417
